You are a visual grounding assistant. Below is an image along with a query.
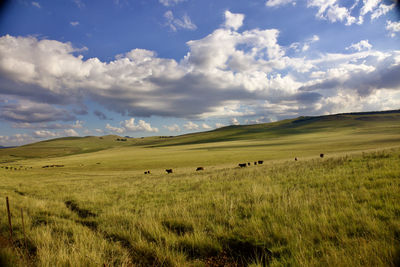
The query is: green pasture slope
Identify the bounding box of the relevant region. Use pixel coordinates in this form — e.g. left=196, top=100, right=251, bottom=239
left=0, top=110, right=400, bottom=266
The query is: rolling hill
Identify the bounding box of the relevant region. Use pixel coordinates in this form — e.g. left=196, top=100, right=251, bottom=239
left=0, top=109, right=399, bottom=165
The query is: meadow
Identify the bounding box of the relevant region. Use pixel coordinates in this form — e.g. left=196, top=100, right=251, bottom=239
left=0, top=111, right=400, bottom=266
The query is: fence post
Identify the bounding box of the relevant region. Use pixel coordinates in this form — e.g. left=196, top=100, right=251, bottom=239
left=6, top=196, right=12, bottom=242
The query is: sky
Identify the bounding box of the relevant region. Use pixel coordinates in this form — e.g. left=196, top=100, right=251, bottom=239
left=0, top=0, right=399, bottom=146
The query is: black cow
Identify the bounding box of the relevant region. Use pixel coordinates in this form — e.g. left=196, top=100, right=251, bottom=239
left=254, top=162, right=257, bottom=165
left=166, top=169, right=173, bottom=174
left=295, top=157, right=298, bottom=161
left=247, top=162, right=251, bottom=166
left=196, top=167, right=204, bottom=171
left=258, top=160, right=264, bottom=164
left=238, top=163, right=247, bottom=168
left=320, top=154, right=324, bottom=158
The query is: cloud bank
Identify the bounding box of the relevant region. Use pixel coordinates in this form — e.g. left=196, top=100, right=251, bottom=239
left=0, top=10, right=399, bottom=140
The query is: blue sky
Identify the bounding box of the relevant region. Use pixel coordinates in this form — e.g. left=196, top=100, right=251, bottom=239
left=0, top=0, right=399, bottom=145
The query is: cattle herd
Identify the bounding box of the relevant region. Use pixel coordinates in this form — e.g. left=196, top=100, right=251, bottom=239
left=160, top=154, right=326, bottom=174
left=0, top=154, right=326, bottom=174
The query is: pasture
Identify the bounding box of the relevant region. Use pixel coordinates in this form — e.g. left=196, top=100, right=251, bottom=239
left=0, top=111, right=400, bottom=266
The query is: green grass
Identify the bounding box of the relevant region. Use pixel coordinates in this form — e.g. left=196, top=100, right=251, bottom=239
left=0, top=110, right=399, bottom=266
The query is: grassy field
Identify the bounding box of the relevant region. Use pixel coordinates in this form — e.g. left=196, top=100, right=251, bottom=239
left=0, top=111, right=400, bottom=266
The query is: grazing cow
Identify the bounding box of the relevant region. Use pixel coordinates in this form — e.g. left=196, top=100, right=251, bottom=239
left=247, top=162, right=251, bottom=166
left=196, top=167, right=204, bottom=171
left=320, top=153, right=324, bottom=158
left=258, top=160, right=264, bottom=164
left=166, top=169, right=173, bottom=174
left=254, top=162, right=257, bottom=165
left=144, top=171, right=148, bottom=174
left=238, top=163, right=247, bottom=168
left=295, top=157, right=298, bottom=161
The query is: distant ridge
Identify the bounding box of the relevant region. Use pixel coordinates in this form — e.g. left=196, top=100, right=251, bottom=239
left=0, top=109, right=399, bottom=161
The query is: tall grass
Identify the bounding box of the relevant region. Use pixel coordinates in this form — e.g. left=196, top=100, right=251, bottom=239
left=0, top=149, right=400, bottom=266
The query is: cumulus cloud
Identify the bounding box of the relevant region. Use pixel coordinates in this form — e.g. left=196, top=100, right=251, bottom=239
left=106, top=118, right=158, bottom=134
left=230, top=118, right=240, bottom=125
left=33, top=130, right=58, bottom=138
left=386, top=20, right=400, bottom=37
left=266, top=0, right=295, bottom=7
left=215, top=123, right=225, bottom=128
left=164, top=11, right=197, bottom=31
left=105, top=123, right=125, bottom=134
left=164, top=124, right=181, bottom=132
left=202, top=123, right=212, bottom=129
left=70, top=21, right=79, bottom=26
left=64, top=129, right=79, bottom=136
left=346, top=40, right=372, bottom=51
left=32, top=129, right=79, bottom=139
left=224, top=11, right=244, bottom=30
left=0, top=134, right=35, bottom=146
left=122, top=118, right=159, bottom=133
left=159, top=0, right=185, bottom=6
left=0, top=9, right=399, bottom=130
left=371, top=3, right=395, bottom=20
left=183, top=121, right=199, bottom=130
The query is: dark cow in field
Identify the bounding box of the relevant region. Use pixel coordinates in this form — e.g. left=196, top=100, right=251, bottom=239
left=320, top=154, right=324, bottom=158
left=196, top=167, right=204, bottom=171
left=166, top=169, right=173, bottom=174
left=295, top=157, right=298, bottom=161
left=247, top=162, right=251, bottom=166
left=238, top=163, right=247, bottom=168
left=258, top=160, right=263, bottom=164
left=254, top=162, right=257, bottom=165
left=144, top=171, right=151, bottom=174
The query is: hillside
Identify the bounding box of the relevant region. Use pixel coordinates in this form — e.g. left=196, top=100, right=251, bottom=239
left=0, top=110, right=399, bottom=164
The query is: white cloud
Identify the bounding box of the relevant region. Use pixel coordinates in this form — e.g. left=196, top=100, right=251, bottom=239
left=307, top=0, right=357, bottom=26
left=159, top=0, right=185, bottom=6
left=302, top=35, right=319, bottom=51
left=0, top=134, right=35, bottom=146
left=70, top=21, right=79, bottom=26
left=164, top=11, right=197, bottom=32
left=215, top=123, right=225, bottom=128
left=224, top=10, right=244, bottom=31
left=265, top=0, right=294, bottom=7
left=64, top=129, right=79, bottom=136
left=106, top=123, right=125, bottom=134
left=346, top=40, right=372, bottom=51
left=33, top=130, right=57, bottom=138
left=183, top=121, right=199, bottom=130
left=371, top=3, right=395, bottom=20
left=230, top=118, right=240, bottom=125
left=359, top=0, right=380, bottom=16
left=164, top=124, right=181, bottom=132
left=202, top=123, right=212, bottom=129
left=32, top=2, right=41, bottom=8
left=386, top=20, right=400, bottom=37
left=106, top=118, right=158, bottom=134
left=0, top=9, right=399, bottom=128
left=306, top=0, right=395, bottom=26
left=122, top=118, right=159, bottom=133
left=33, top=128, right=78, bottom=139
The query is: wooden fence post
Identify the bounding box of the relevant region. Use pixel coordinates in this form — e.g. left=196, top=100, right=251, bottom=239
left=6, top=196, right=13, bottom=242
